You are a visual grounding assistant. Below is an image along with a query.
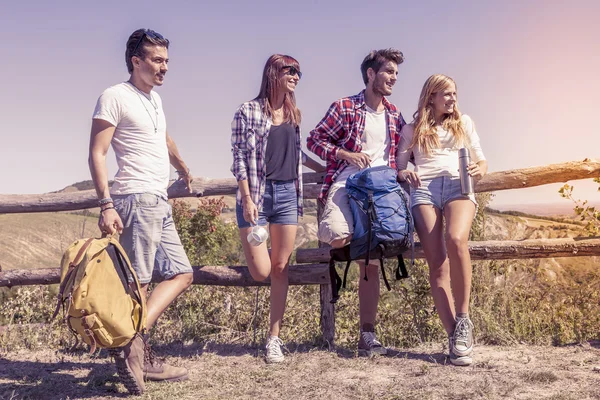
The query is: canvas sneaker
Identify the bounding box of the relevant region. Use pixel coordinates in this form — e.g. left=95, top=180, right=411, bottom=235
left=358, top=323, right=387, bottom=357
left=143, top=340, right=189, bottom=382
left=448, top=337, right=473, bottom=366
left=452, top=317, right=474, bottom=357
left=109, top=334, right=146, bottom=395
left=265, top=336, right=285, bottom=364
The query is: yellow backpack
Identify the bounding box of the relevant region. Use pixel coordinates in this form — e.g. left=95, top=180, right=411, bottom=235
left=52, top=236, right=146, bottom=353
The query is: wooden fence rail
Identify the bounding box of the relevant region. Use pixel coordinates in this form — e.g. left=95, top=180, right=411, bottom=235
left=296, top=238, right=600, bottom=263
left=0, top=264, right=330, bottom=288
left=3, top=238, right=597, bottom=288
left=0, top=159, right=598, bottom=214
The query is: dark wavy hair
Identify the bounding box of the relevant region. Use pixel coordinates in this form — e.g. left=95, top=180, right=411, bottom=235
left=255, top=54, right=302, bottom=126
left=360, top=48, right=404, bottom=85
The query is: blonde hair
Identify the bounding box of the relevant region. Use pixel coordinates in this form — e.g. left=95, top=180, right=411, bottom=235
left=410, top=74, right=468, bottom=155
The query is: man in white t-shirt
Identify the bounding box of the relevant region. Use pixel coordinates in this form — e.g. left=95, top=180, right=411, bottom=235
left=88, top=29, right=192, bottom=394
left=307, top=49, right=406, bottom=357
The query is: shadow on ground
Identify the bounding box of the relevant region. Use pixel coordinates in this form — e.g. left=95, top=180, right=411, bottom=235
left=0, top=355, right=126, bottom=400
left=146, top=340, right=445, bottom=363
left=0, top=342, right=445, bottom=399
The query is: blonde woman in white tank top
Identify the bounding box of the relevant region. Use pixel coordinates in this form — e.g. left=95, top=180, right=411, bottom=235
left=396, top=74, right=488, bottom=366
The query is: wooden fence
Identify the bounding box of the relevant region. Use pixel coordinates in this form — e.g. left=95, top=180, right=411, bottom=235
left=1, top=158, right=599, bottom=345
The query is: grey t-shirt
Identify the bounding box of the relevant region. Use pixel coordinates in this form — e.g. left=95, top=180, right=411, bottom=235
left=265, top=123, right=299, bottom=181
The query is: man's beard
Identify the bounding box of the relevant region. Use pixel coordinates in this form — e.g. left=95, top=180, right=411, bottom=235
left=373, top=78, right=392, bottom=96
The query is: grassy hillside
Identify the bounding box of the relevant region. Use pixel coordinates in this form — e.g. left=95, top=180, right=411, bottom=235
left=0, top=212, right=99, bottom=270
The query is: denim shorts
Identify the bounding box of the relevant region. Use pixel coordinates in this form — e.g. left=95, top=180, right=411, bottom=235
left=113, top=193, right=193, bottom=284
left=410, top=176, right=477, bottom=210
left=236, top=179, right=299, bottom=228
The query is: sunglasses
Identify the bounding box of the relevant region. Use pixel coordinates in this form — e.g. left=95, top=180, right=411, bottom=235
left=132, top=29, right=169, bottom=56
left=283, top=65, right=302, bottom=79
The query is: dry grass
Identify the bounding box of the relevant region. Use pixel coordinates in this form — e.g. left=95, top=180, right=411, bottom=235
left=1, top=342, right=600, bottom=400
left=0, top=212, right=98, bottom=271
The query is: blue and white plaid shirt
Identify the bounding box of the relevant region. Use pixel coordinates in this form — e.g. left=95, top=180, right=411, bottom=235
left=230, top=98, right=304, bottom=216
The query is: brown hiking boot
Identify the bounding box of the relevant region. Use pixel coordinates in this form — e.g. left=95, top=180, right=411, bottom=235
left=109, top=334, right=145, bottom=395
left=358, top=323, right=388, bottom=357
left=143, top=340, right=189, bottom=382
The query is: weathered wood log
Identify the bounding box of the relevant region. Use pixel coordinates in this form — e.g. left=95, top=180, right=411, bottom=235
left=0, top=264, right=329, bottom=288
left=295, top=237, right=600, bottom=264
left=0, top=178, right=320, bottom=213
left=474, top=158, right=600, bottom=193
left=302, top=171, right=326, bottom=184
left=317, top=201, right=335, bottom=347
left=303, top=158, right=600, bottom=200
left=1, top=159, right=597, bottom=214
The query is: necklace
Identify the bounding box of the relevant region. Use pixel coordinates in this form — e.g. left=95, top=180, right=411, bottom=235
left=127, top=81, right=159, bottom=133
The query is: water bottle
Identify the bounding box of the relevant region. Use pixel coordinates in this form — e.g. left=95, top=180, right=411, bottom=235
left=247, top=225, right=269, bottom=246
left=458, top=148, right=474, bottom=195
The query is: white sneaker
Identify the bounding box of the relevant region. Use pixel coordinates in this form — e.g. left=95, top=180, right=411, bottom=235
left=452, top=317, right=474, bottom=357
left=449, top=337, right=473, bottom=366
left=265, top=336, right=285, bottom=364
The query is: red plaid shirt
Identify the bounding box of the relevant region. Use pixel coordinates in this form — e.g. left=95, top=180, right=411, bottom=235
left=307, top=90, right=406, bottom=204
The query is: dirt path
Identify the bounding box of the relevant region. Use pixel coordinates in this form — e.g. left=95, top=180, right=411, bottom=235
left=2, top=342, right=600, bottom=400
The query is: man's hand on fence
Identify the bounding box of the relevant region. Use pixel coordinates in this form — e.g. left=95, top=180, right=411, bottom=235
left=99, top=208, right=124, bottom=235
left=177, top=169, right=194, bottom=193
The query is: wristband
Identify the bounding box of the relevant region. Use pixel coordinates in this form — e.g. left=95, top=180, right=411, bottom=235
left=101, top=206, right=115, bottom=213
left=98, top=197, right=113, bottom=206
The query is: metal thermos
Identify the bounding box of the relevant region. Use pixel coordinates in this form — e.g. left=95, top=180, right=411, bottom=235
left=458, top=148, right=474, bottom=195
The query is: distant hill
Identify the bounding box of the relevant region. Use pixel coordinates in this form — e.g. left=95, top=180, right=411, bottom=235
left=491, top=202, right=579, bottom=217
left=53, top=179, right=113, bottom=193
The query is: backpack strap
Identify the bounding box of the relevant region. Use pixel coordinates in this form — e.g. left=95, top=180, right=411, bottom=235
left=52, top=238, right=95, bottom=320
left=396, top=255, right=409, bottom=279
left=342, top=261, right=352, bottom=290
left=110, top=238, right=147, bottom=332
left=363, top=191, right=375, bottom=282
left=81, top=315, right=98, bottom=354
left=328, top=257, right=342, bottom=304
left=378, top=244, right=392, bottom=291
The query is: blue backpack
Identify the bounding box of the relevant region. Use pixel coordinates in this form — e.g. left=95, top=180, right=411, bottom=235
left=328, top=166, right=412, bottom=303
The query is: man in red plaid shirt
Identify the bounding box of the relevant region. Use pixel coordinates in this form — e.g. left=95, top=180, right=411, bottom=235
left=307, top=48, right=405, bottom=357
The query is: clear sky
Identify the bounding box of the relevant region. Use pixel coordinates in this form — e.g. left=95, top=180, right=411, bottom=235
left=2, top=0, right=599, bottom=207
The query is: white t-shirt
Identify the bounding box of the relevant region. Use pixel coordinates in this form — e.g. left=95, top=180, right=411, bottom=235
left=396, top=114, right=485, bottom=180
left=93, top=82, right=170, bottom=197
left=333, top=105, right=390, bottom=186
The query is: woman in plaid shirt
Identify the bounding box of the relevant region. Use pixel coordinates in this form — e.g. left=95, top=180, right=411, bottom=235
left=230, top=54, right=324, bottom=364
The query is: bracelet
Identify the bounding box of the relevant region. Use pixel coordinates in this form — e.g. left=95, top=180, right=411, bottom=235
left=98, top=197, right=113, bottom=206
left=101, top=206, right=115, bottom=213
left=176, top=168, right=190, bottom=177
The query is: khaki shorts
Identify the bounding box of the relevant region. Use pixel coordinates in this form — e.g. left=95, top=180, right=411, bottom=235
left=318, top=183, right=354, bottom=245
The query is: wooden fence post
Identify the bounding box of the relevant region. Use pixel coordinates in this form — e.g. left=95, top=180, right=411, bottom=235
left=317, top=201, right=335, bottom=348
